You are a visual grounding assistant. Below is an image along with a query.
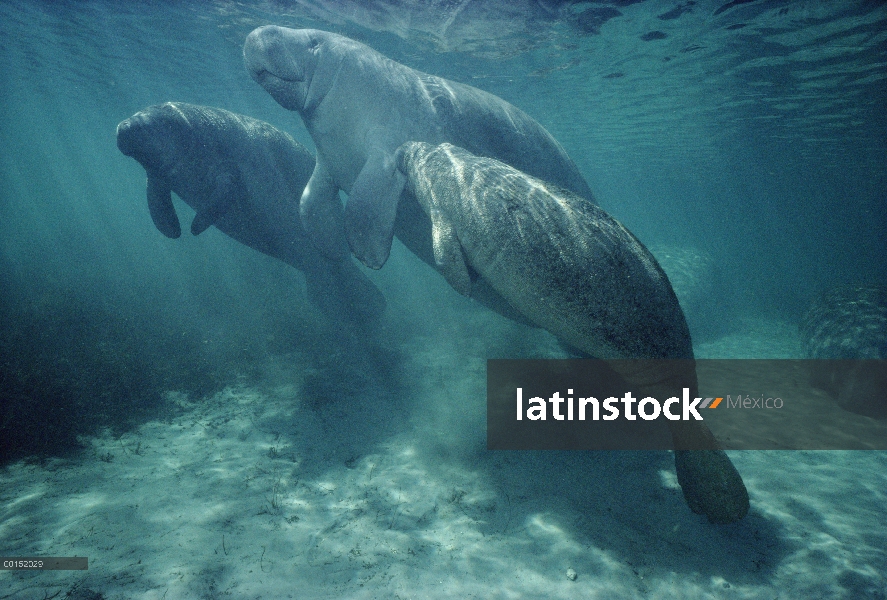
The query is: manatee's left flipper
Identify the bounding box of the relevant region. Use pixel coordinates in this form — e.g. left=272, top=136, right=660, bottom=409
left=300, top=156, right=349, bottom=261
left=429, top=207, right=472, bottom=297
left=191, top=171, right=243, bottom=236
left=146, top=175, right=181, bottom=238
left=345, top=147, right=406, bottom=270
left=670, top=421, right=750, bottom=524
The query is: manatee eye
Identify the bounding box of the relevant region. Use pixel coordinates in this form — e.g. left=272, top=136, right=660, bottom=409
left=308, top=36, right=320, bottom=51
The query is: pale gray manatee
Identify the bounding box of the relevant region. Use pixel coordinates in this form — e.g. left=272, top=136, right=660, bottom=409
left=116, top=102, right=385, bottom=323
left=395, top=141, right=750, bottom=524
left=243, top=25, right=595, bottom=270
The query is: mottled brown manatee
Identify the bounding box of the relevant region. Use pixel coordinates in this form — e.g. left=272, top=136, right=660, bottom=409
left=116, top=102, right=385, bottom=323
left=395, top=141, right=750, bottom=524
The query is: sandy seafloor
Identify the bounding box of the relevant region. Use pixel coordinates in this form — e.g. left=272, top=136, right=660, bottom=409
left=2, top=291, right=886, bottom=599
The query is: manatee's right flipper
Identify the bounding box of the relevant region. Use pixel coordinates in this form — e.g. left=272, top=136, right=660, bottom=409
left=345, top=147, right=406, bottom=270
left=304, top=258, right=387, bottom=324
left=300, top=157, right=349, bottom=261
left=146, top=175, right=181, bottom=238
left=669, top=421, right=750, bottom=524
left=428, top=207, right=472, bottom=297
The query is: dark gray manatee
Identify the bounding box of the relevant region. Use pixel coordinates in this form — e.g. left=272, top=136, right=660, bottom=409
left=116, top=102, right=385, bottom=323
left=396, top=142, right=750, bottom=524
left=243, top=25, right=595, bottom=270
left=800, top=285, right=887, bottom=418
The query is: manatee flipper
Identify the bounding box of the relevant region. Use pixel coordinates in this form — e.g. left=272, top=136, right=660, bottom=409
left=670, top=421, right=750, bottom=524
left=300, top=157, right=349, bottom=261
left=345, top=147, right=406, bottom=270
left=429, top=207, right=472, bottom=297
left=191, top=172, right=243, bottom=236
left=146, top=175, right=181, bottom=239
left=304, top=258, right=387, bottom=323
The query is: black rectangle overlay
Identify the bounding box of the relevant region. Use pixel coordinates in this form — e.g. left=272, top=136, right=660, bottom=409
left=487, top=359, right=887, bottom=450
left=1, top=557, right=88, bottom=570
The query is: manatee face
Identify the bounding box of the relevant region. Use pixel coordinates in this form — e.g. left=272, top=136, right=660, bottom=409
left=116, top=104, right=189, bottom=175
left=244, top=26, right=328, bottom=113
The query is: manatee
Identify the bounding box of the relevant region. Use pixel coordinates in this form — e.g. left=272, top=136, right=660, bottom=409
left=116, top=102, right=385, bottom=323
left=396, top=141, right=750, bottom=524
left=243, top=26, right=595, bottom=270
left=800, top=285, right=887, bottom=418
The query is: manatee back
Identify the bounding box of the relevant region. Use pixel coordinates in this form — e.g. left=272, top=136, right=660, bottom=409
left=401, top=142, right=692, bottom=361
left=421, top=76, right=596, bottom=204
left=167, top=103, right=314, bottom=190
left=171, top=104, right=313, bottom=214
left=232, top=111, right=315, bottom=191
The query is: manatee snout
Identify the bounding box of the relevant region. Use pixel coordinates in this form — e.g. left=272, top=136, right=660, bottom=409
left=116, top=111, right=175, bottom=172
left=243, top=27, right=272, bottom=82
left=115, top=116, right=144, bottom=157
left=116, top=112, right=165, bottom=163
left=244, top=26, right=318, bottom=112
left=243, top=25, right=306, bottom=84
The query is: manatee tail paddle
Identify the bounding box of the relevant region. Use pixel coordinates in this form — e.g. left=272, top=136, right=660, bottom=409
left=670, top=422, right=751, bottom=524
left=606, top=359, right=750, bottom=524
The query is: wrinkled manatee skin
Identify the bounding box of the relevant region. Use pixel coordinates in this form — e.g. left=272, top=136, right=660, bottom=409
left=397, top=141, right=749, bottom=524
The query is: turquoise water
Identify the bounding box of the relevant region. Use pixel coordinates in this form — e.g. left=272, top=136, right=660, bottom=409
left=1, top=1, right=885, bottom=598
left=1, top=1, right=883, bottom=324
